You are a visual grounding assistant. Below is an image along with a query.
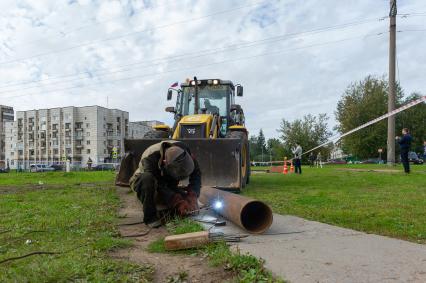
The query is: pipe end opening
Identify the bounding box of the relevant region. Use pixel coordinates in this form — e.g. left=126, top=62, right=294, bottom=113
left=240, top=201, right=273, bottom=234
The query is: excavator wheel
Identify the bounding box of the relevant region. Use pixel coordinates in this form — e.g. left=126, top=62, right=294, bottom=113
left=143, top=130, right=169, bottom=139
left=225, top=130, right=250, bottom=188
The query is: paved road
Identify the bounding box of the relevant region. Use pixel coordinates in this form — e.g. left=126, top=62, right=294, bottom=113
left=200, top=213, right=426, bottom=283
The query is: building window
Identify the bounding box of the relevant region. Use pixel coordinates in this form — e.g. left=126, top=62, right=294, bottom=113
left=87, top=149, right=91, bottom=154
left=86, top=123, right=90, bottom=128
left=86, top=132, right=90, bottom=137
left=87, top=140, right=90, bottom=145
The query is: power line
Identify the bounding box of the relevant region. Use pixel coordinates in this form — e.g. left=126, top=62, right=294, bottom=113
left=3, top=32, right=385, bottom=100
left=0, top=15, right=386, bottom=91
left=13, top=2, right=174, bottom=49
left=0, top=1, right=266, bottom=66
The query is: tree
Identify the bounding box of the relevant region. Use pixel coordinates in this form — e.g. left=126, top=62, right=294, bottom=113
left=278, top=114, right=332, bottom=161
left=334, top=75, right=425, bottom=159
left=266, top=138, right=285, bottom=161
left=249, top=135, right=259, bottom=161
left=257, top=129, right=267, bottom=162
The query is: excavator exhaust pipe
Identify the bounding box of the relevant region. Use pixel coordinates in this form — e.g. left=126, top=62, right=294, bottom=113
left=199, top=187, right=273, bottom=234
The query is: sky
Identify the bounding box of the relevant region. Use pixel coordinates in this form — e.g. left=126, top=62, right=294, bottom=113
left=0, top=0, right=425, bottom=139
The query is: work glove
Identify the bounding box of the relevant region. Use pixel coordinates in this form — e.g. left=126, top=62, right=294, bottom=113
left=184, top=190, right=199, bottom=213
left=170, top=193, right=191, bottom=216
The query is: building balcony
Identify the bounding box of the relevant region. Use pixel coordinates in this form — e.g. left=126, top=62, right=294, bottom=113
left=65, top=144, right=72, bottom=148
left=107, top=144, right=114, bottom=149
left=65, top=128, right=71, bottom=132
left=75, top=144, right=83, bottom=149
left=51, top=128, right=58, bottom=132
left=75, top=127, right=83, bottom=131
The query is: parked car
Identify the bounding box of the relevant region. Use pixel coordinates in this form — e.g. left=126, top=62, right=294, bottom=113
left=29, top=164, right=55, bottom=172
left=0, top=168, right=9, bottom=173
left=327, top=159, right=347, bottom=164
left=50, top=164, right=64, bottom=171
left=408, top=152, right=424, bottom=165
left=93, top=164, right=116, bottom=171
left=360, top=158, right=381, bottom=164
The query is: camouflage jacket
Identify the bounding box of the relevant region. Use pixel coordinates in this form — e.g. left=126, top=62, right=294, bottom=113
left=129, top=140, right=201, bottom=196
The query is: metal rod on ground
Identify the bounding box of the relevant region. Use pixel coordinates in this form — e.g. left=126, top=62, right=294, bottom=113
left=199, top=186, right=273, bottom=234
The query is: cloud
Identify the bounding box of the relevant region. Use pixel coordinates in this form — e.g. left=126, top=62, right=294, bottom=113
left=0, top=0, right=424, bottom=140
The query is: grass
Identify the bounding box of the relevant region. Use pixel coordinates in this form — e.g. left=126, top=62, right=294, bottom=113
left=147, top=217, right=282, bottom=282
left=0, top=171, right=116, bottom=186
left=245, top=164, right=426, bottom=243
left=0, top=172, right=152, bottom=282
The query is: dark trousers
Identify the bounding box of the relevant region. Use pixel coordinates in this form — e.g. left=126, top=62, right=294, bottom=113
left=400, top=149, right=410, bottom=173
left=134, top=172, right=177, bottom=223
left=294, top=158, right=302, bottom=174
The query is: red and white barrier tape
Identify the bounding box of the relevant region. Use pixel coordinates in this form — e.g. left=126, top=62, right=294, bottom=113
left=303, top=95, right=426, bottom=156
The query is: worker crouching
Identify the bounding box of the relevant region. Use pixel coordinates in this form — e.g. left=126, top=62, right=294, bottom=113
left=129, top=140, right=201, bottom=228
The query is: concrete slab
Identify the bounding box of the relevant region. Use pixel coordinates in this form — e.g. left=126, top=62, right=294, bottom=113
left=197, top=212, right=426, bottom=283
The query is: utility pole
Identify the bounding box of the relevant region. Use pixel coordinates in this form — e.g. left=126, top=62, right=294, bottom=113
left=387, top=0, right=397, bottom=165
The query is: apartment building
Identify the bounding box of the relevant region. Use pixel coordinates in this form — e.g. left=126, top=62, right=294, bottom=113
left=5, top=106, right=129, bottom=169
left=128, top=121, right=155, bottom=139
left=0, top=105, right=14, bottom=166
left=143, top=120, right=164, bottom=128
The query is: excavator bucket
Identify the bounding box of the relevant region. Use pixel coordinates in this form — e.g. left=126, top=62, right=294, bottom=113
left=116, top=138, right=243, bottom=191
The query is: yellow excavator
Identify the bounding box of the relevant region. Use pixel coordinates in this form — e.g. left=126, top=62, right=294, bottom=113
left=116, top=77, right=250, bottom=191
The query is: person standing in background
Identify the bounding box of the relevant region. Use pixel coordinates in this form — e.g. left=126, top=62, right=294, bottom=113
left=316, top=152, right=323, bottom=168
left=309, top=152, right=315, bottom=167
left=292, top=143, right=303, bottom=174
left=396, top=128, right=412, bottom=174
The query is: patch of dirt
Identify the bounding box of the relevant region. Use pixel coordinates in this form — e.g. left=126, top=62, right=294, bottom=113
left=111, top=187, right=232, bottom=283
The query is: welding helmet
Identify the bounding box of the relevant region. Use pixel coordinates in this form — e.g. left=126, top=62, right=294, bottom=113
left=164, top=146, right=194, bottom=180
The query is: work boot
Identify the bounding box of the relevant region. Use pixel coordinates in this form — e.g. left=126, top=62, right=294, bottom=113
left=146, top=219, right=162, bottom=228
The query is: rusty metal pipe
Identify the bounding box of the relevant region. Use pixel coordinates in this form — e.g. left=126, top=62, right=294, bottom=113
left=199, top=187, right=273, bottom=234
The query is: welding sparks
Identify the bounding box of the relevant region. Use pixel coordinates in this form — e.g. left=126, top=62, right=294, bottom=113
left=213, top=200, right=223, bottom=210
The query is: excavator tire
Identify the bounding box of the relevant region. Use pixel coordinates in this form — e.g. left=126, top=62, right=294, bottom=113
left=225, top=130, right=250, bottom=188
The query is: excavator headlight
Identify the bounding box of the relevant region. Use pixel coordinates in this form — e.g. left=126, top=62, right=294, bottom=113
left=190, top=80, right=202, bottom=86
left=212, top=79, right=219, bottom=85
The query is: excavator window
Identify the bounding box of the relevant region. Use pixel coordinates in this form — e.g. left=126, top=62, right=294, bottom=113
left=182, top=85, right=230, bottom=117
